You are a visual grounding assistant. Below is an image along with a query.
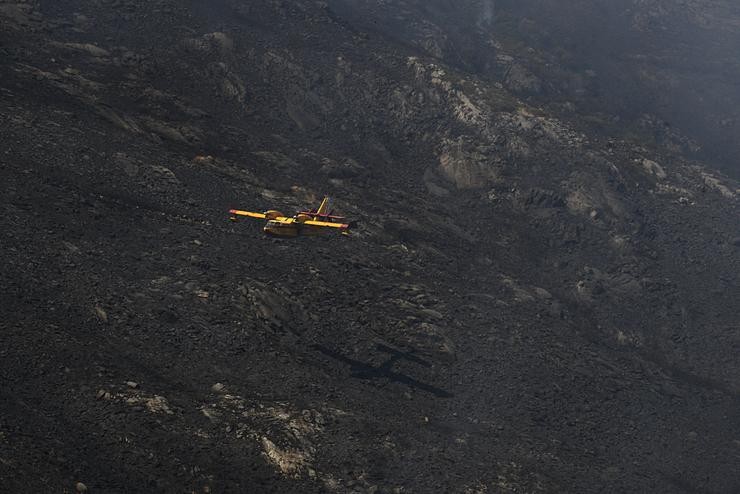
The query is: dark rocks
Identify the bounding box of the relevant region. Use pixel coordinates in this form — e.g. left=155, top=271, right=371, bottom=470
left=519, top=187, right=566, bottom=209
left=320, top=158, right=365, bottom=180
left=0, top=1, right=738, bottom=493
left=95, top=389, right=112, bottom=400
left=504, top=63, right=542, bottom=94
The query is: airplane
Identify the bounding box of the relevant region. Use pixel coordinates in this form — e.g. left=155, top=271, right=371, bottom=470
left=229, top=196, right=351, bottom=237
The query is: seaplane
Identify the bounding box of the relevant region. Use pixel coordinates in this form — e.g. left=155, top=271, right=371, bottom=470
left=229, top=196, right=351, bottom=237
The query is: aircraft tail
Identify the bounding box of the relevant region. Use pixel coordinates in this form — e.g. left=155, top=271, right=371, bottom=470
left=316, top=196, right=330, bottom=215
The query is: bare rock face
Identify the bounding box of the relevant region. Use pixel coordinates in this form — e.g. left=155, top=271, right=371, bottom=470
left=504, top=63, right=542, bottom=94
left=639, top=158, right=667, bottom=180
left=438, top=137, right=500, bottom=189
left=564, top=171, right=629, bottom=222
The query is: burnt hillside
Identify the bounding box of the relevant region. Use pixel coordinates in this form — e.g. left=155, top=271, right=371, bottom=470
left=329, top=0, right=740, bottom=178
left=1, top=1, right=739, bottom=493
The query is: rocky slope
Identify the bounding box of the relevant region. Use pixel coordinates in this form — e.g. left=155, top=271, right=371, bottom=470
left=1, top=1, right=739, bottom=493
left=330, top=0, right=740, bottom=178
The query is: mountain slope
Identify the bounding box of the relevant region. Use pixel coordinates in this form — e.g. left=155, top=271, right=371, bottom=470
left=1, top=1, right=739, bottom=492
left=329, top=0, right=740, bottom=178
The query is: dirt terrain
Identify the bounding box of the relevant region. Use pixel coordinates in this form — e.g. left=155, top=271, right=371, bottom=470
left=1, top=1, right=739, bottom=493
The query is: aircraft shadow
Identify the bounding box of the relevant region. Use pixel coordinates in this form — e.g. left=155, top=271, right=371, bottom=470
left=311, top=343, right=453, bottom=398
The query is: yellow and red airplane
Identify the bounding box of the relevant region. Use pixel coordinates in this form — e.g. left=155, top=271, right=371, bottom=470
left=229, top=196, right=350, bottom=237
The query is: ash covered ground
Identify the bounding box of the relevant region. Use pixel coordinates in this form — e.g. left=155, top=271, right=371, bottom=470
left=1, top=1, right=739, bottom=492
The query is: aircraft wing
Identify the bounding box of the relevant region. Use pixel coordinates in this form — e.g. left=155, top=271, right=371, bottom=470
left=229, top=209, right=266, bottom=219
left=298, top=212, right=347, bottom=220
left=303, top=219, right=349, bottom=229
